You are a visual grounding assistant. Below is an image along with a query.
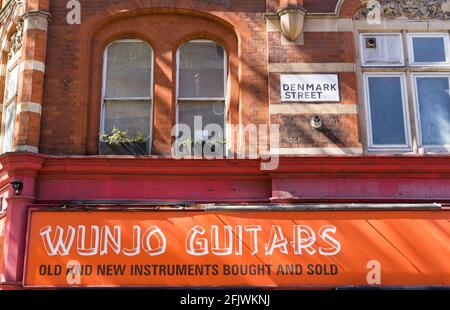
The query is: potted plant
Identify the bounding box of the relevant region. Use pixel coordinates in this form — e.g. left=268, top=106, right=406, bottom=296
left=99, top=128, right=149, bottom=155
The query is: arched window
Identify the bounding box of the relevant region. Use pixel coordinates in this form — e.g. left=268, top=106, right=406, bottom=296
left=176, top=40, right=227, bottom=154
left=100, top=40, right=153, bottom=154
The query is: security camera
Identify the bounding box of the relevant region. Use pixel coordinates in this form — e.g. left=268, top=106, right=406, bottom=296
left=10, top=181, right=23, bottom=195
left=311, top=116, right=323, bottom=130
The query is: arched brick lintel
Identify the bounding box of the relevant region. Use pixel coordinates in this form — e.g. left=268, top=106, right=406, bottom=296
left=78, top=3, right=246, bottom=44
left=338, top=0, right=364, bottom=18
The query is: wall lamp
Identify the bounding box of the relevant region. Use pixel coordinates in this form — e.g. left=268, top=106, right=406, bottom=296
left=278, top=5, right=307, bottom=42
left=10, top=180, right=23, bottom=195
left=311, top=116, right=323, bottom=130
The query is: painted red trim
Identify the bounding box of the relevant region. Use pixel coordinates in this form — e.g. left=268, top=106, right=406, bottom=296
left=2, top=153, right=450, bottom=203
left=21, top=207, right=34, bottom=288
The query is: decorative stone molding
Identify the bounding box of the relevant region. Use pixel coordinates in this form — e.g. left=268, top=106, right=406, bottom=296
left=270, top=104, right=358, bottom=115
left=16, top=102, right=42, bottom=115
left=22, top=10, right=51, bottom=31
left=9, top=19, right=23, bottom=57
left=277, top=6, right=307, bottom=42
left=13, top=145, right=39, bottom=153
left=22, top=10, right=51, bottom=23
left=356, top=0, right=450, bottom=20
left=269, top=62, right=356, bottom=73
left=0, top=0, right=25, bottom=24
left=20, top=60, right=45, bottom=73
left=0, top=0, right=25, bottom=50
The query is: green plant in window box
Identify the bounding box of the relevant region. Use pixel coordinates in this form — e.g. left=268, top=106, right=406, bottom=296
left=99, top=127, right=149, bottom=155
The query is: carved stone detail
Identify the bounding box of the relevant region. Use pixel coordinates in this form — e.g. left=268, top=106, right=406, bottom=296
left=9, top=20, right=24, bottom=57
left=278, top=6, right=307, bottom=42
left=356, top=0, right=450, bottom=20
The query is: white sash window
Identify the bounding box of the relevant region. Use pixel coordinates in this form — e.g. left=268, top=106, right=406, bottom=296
left=176, top=40, right=227, bottom=154
left=101, top=40, right=153, bottom=154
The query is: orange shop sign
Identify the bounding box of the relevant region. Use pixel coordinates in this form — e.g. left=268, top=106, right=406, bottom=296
left=24, top=210, right=450, bottom=287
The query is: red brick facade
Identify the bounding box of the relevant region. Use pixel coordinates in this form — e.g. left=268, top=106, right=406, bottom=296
left=0, top=0, right=367, bottom=156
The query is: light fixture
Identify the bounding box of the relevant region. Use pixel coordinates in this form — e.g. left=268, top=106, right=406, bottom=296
left=311, top=116, right=323, bottom=130
left=366, top=37, right=377, bottom=48
left=278, top=5, right=307, bottom=42
left=10, top=180, right=23, bottom=195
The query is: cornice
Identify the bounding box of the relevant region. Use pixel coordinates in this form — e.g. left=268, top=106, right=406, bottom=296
left=2, top=153, right=450, bottom=178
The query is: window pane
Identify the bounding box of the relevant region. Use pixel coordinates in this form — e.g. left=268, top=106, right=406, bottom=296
left=416, top=77, right=450, bottom=145
left=178, top=41, right=225, bottom=98
left=3, top=103, right=16, bottom=152
left=5, top=65, right=19, bottom=101
left=105, top=41, right=152, bottom=98
left=362, top=35, right=403, bottom=65
left=177, top=101, right=225, bottom=140
left=412, top=37, right=447, bottom=63
left=367, top=76, right=407, bottom=146
left=104, top=100, right=151, bottom=139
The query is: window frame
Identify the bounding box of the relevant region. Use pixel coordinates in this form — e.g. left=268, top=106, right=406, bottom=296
left=360, top=33, right=405, bottom=67
left=407, top=33, right=450, bottom=66
left=412, top=73, right=450, bottom=153
left=100, top=39, right=154, bottom=154
left=1, top=51, right=20, bottom=153
left=175, top=39, right=228, bottom=152
left=363, top=72, right=412, bottom=152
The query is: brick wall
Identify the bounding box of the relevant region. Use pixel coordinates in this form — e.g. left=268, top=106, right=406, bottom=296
left=0, top=0, right=366, bottom=156
left=266, top=0, right=362, bottom=155
left=40, top=0, right=271, bottom=155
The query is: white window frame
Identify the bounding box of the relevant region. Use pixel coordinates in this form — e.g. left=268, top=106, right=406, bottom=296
left=100, top=39, right=154, bottom=154
left=2, top=102, right=17, bottom=153
left=360, top=33, right=405, bottom=67
left=412, top=73, right=450, bottom=153
left=363, top=72, right=412, bottom=152
left=175, top=39, right=228, bottom=152
left=1, top=51, right=21, bottom=153
left=407, top=33, right=450, bottom=66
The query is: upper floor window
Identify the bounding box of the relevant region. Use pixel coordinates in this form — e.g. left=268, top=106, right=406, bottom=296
left=413, top=74, right=450, bottom=147
left=408, top=33, right=450, bottom=66
left=361, top=32, right=450, bottom=154
left=176, top=40, right=227, bottom=154
left=100, top=40, right=153, bottom=154
left=363, top=73, right=411, bottom=151
left=2, top=50, right=20, bottom=153
left=361, top=33, right=404, bottom=67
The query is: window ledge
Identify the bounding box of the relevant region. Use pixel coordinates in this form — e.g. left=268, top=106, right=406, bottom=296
left=418, top=147, right=450, bottom=155
left=366, top=147, right=414, bottom=155
left=362, top=66, right=450, bottom=72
